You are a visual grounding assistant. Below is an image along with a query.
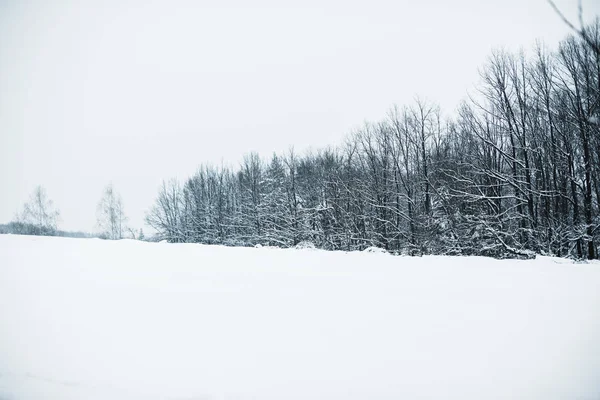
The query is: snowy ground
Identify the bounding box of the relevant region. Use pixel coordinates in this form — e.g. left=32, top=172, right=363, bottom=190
left=0, top=235, right=599, bottom=400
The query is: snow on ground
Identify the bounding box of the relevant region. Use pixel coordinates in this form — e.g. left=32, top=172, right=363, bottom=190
left=0, top=235, right=599, bottom=400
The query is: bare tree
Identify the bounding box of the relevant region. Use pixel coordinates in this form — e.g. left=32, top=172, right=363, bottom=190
left=548, top=0, right=600, bottom=55
left=97, top=184, right=127, bottom=240
left=18, top=185, right=60, bottom=235
left=146, top=179, right=185, bottom=242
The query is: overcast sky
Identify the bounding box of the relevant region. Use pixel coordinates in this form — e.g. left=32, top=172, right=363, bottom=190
left=1, top=0, right=598, bottom=233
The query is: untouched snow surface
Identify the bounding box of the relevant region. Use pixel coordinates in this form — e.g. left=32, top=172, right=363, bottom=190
left=1, top=235, right=599, bottom=400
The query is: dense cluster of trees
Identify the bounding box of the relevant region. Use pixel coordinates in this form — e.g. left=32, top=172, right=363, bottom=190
left=147, top=23, right=600, bottom=259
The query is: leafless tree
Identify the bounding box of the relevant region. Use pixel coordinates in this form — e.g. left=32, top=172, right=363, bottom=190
left=548, top=0, right=600, bottom=55
left=18, top=185, right=60, bottom=235
left=146, top=179, right=185, bottom=242
left=97, top=184, right=127, bottom=240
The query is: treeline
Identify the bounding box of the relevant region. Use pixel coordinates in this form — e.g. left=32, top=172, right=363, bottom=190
left=147, top=23, right=600, bottom=259
left=0, top=222, right=96, bottom=239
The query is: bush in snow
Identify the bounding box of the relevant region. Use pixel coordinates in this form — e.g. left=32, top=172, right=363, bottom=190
left=295, top=241, right=316, bottom=250
left=363, top=246, right=388, bottom=254
left=223, top=238, right=248, bottom=247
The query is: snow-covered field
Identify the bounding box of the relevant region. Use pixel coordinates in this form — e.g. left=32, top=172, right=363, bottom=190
left=0, top=235, right=599, bottom=400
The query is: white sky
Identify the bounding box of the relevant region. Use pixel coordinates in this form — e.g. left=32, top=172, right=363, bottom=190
left=1, top=0, right=598, bottom=233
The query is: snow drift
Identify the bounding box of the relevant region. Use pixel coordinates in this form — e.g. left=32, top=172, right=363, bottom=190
left=0, top=234, right=599, bottom=399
